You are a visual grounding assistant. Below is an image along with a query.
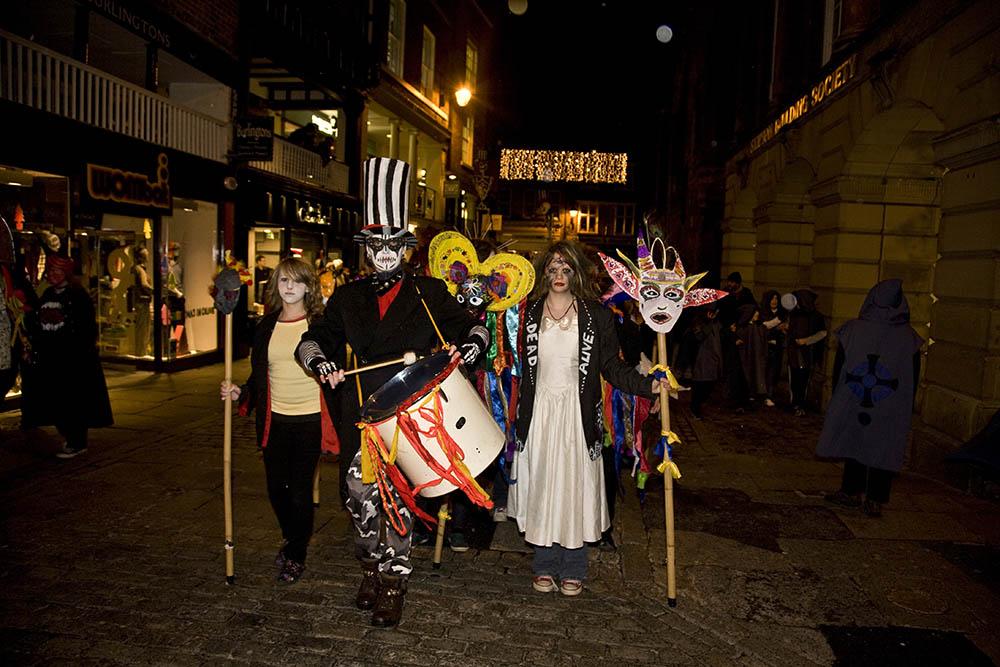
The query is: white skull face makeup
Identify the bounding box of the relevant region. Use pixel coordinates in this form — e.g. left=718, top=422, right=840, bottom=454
left=365, top=235, right=407, bottom=274
left=600, top=234, right=728, bottom=334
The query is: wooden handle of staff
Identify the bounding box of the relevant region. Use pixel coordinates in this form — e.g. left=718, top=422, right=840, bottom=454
left=342, top=354, right=417, bottom=377
left=657, top=332, right=677, bottom=606
left=432, top=501, right=450, bottom=570
left=223, top=312, right=235, bottom=585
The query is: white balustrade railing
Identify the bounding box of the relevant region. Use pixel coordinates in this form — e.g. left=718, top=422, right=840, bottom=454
left=0, top=30, right=230, bottom=164
left=249, top=136, right=351, bottom=194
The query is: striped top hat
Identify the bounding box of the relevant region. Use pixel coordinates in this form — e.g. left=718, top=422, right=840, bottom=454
left=354, top=157, right=416, bottom=246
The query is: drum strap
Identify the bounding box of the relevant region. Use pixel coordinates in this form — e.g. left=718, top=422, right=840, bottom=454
left=413, top=283, right=449, bottom=349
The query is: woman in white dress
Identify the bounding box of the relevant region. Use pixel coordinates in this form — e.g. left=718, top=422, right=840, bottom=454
left=510, top=241, right=659, bottom=596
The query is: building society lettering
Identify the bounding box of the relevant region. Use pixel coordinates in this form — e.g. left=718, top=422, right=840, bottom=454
left=750, top=54, right=858, bottom=153
left=87, top=154, right=171, bottom=210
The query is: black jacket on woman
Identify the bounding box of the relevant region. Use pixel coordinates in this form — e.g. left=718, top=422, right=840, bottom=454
left=239, top=310, right=338, bottom=452
left=515, top=298, right=655, bottom=461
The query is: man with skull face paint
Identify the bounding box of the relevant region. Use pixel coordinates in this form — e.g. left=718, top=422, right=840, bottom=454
left=296, top=158, right=488, bottom=628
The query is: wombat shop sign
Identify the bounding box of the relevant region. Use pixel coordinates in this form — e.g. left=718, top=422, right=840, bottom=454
left=86, top=153, right=172, bottom=213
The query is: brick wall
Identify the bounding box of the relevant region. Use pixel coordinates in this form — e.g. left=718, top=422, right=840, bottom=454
left=157, top=0, right=239, bottom=58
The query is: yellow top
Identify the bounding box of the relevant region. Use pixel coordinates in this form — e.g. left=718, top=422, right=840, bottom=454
left=268, top=318, right=320, bottom=416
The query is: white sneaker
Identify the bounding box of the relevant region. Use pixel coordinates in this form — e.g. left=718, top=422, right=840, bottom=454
left=764, top=398, right=775, bottom=407
left=492, top=507, right=507, bottom=522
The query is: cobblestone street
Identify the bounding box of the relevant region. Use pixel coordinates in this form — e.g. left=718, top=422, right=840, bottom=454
left=2, top=361, right=998, bottom=666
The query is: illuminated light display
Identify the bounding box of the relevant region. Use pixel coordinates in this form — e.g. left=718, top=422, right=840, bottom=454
left=499, top=149, right=628, bottom=184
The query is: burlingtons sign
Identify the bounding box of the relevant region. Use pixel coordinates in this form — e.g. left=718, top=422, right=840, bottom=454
left=87, top=153, right=172, bottom=210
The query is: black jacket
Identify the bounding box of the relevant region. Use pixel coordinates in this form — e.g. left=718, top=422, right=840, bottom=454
left=515, top=298, right=655, bottom=461
left=298, top=274, right=480, bottom=423
left=239, top=310, right=338, bottom=451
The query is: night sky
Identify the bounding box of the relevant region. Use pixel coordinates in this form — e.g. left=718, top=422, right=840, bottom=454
left=489, top=1, right=692, bottom=154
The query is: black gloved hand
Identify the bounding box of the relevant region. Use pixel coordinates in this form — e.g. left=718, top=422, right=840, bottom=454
left=456, top=335, right=486, bottom=367
left=310, top=358, right=338, bottom=377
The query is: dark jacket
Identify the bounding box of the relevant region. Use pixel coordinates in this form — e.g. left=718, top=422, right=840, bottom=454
left=21, top=283, right=112, bottom=429
left=515, top=298, right=655, bottom=461
left=238, top=311, right=337, bottom=452
left=788, top=289, right=827, bottom=369
left=298, top=274, right=480, bottom=424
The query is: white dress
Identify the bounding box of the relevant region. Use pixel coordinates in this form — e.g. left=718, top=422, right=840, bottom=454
left=510, top=312, right=609, bottom=548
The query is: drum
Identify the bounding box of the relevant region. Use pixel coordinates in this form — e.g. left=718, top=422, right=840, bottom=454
left=360, top=352, right=504, bottom=498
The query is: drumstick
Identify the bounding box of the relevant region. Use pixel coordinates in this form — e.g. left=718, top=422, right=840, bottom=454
left=342, top=351, right=419, bottom=377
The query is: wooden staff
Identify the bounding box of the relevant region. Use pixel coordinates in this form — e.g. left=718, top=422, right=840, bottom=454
left=223, top=312, right=235, bottom=584
left=342, top=351, right=419, bottom=377
left=432, top=501, right=450, bottom=570
left=657, top=332, right=677, bottom=606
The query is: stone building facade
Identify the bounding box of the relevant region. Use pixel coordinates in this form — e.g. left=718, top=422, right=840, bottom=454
left=719, top=0, right=999, bottom=459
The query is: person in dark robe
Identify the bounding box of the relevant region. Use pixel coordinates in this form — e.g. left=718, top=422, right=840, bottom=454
left=787, top=289, right=827, bottom=416
left=817, top=279, right=923, bottom=517
left=21, top=253, right=113, bottom=457
left=676, top=305, right=724, bottom=420
left=718, top=272, right=758, bottom=408
left=733, top=304, right=768, bottom=412
left=759, top=290, right=788, bottom=407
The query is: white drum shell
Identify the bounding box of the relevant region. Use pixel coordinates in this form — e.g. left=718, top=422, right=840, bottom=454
left=371, top=365, right=504, bottom=497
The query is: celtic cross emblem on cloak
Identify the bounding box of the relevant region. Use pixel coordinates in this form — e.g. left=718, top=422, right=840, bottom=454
left=845, top=353, right=898, bottom=426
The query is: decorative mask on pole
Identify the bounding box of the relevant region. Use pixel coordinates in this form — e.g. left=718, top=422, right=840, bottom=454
left=211, top=251, right=253, bottom=315
left=428, top=231, right=534, bottom=316
left=599, top=233, right=727, bottom=334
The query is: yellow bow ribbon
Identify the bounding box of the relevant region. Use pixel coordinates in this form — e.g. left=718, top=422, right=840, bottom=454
left=655, top=429, right=682, bottom=479
left=648, top=363, right=680, bottom=391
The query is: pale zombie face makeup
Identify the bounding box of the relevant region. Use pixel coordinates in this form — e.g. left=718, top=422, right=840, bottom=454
left=546, top=254, right=574, bottom=294
left=277, top=270, right=307, bottom=305
left=638, top=277, right=685, bottom=330
left=365, top=236, right=407, bottom=274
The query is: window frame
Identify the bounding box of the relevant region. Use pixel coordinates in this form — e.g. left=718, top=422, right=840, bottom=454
left=386, top=0, right=406, bottom=76
left=465, top=39, right=478, bottom=91
left=421, top=26, right=436, bottom=100
left=461, top=113, right=474, bottom=167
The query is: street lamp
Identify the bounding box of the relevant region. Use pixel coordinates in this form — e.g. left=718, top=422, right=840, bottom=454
left=455, top=87, right=472, bottom=107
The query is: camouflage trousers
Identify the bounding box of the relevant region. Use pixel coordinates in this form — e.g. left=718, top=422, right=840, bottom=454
left=345, top=450, right=413, bottom=576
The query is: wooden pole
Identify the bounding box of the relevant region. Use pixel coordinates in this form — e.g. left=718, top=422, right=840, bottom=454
left=223, top=312, right=235, bottom=584
left=432, top=500, right=450, bottom=570
left=657, top=332, right=677, bottom=606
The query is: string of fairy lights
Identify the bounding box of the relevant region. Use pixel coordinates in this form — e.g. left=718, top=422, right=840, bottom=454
left=499, top=149, right=628, bottom=184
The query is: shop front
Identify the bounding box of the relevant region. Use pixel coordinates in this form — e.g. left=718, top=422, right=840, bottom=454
left=1, top=99, right=232, bottom=380
left=234, top=170, right=359, bottom=354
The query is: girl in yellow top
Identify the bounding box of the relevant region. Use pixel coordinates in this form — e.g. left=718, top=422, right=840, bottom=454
left=221, top=257, right=337, bottom=584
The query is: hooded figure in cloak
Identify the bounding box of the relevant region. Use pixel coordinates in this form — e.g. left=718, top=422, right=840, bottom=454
left=295, top=157, right=488, bottom=628
left=817, top=279, right=923, bottom=517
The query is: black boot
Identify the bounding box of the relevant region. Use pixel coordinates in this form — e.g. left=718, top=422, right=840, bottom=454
left=371, top=574, right=407, bottom=628
left=356, top=560, right=381, bottom=610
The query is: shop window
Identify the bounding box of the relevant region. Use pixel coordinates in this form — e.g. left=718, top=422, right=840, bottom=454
left=465, top=39, right=478, bottom=91
left=421, top=27, right=436, bottom=100
left=160, top=201, right=219, bottom=360
left=461, top=114, right=474, bottom=167
left=157, top=50, right=231, bottom=122
left=0, top=0, right=77, bottom=59
left=387, top=0, right=406, bottom=76
left=248, top=227, right=281, bottom=314
left=87, top=12, right=147, bottom=88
